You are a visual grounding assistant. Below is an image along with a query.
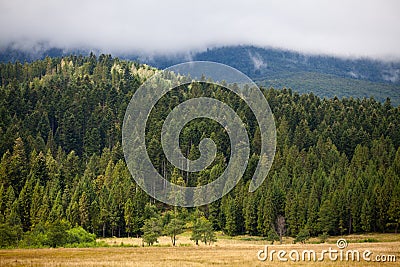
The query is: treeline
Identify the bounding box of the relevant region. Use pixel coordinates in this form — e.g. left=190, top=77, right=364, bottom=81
left=0, top=55, right=399, bottom=247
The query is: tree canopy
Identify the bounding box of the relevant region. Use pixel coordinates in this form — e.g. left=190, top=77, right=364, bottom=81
left=0, top=55, right=399, bottom=247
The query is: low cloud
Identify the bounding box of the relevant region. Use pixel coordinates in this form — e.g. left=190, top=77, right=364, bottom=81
left=1, top=0, right=399, bottom=60
left=248, top=51, right=267, bottom=70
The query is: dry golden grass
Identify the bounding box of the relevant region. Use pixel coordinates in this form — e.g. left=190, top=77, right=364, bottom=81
left=1, top=234, right=399, bottom=267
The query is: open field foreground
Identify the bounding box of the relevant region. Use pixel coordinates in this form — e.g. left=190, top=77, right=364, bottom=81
left=1, top=234, right=399, bottom=267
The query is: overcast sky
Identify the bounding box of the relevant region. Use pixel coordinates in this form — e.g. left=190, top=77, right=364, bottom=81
left=0, top=0, right=399, bottom=60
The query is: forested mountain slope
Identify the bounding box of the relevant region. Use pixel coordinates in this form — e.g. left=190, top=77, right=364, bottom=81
left=2, top=45, right=400, bottom=105
left=0, top=55, right=399, bottom=245
left=135, top=46, right=400, bottom=105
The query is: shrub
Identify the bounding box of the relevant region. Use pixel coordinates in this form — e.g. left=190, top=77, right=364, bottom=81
left=0, top=223, right=20, bottom=248
left=318, top=232, right=329, bottom=243
left=295, top=228, right=310, bottom=244
left=21, top=224, right=47, bottom=247
left=266, top=229, right=280, bottom=244
left=46, top=220, right=70, bottom=247
left=67, top=226, right=96, bottom=244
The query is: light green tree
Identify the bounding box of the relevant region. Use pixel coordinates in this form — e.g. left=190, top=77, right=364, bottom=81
left=164, top=216, right=184, bottom=246
left=191, top=216, right=216, bottom=245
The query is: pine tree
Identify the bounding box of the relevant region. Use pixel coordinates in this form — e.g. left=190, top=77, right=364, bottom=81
left=48, top=191, right=63, bottom=223
left=244, top=192, right=258, bottom=235
left=30, top=181, right=43, bottom=227
left=83, top=127, right=102, bottom=160
left=388, top=184, right=400, bottom=233
left=169, top=168, right=186, bottom=206
left=17, top=177, right=35, bottom=231
left=0, top=185, right=4, bottom=222
left=317, top=199, right=335, bottom=235
left=191, top=215, right=216, bottom=245
left=361, top=198, right=372, bottom=232
left=66, top=201, right=80, bottom=227
left=78, top=192, right=90, bottom=229
left=223, top=195, right=237, bottom=236
left=62, top=151, right=80, bottom=188
left=99, top=185, right=110, bottom=237
left=7, top=200, right=21, bottom=227
left=108, top=196, right=119, bottom=237
left=9, top=137, right=28, bottom=192
left=30, top=151, right=48, bottom=186
left=89, top=199, right=100, bottom=234
left=141, top=217, right=162, bottom=246
left=349, top=178, right=364, bottom=233
left=124, top=198, right=135, bottom=238
left=0, top=151, right=12, bottom=190
left=164, top=217, right=184, bottom=246
left=4, top=186, right=16, bottom=222
left=38, top=193, right=50, bottom=224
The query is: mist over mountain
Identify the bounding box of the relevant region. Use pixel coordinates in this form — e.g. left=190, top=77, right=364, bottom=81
left=126, top=46, right=400, bottom=84
left=1, top=44, right=399, bottom=105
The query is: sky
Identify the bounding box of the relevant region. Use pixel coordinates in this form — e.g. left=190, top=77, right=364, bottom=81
left=0, top=0, right=399, bottom=60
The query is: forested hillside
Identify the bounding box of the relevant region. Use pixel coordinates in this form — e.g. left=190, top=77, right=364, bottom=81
left=0, top=55, right=399, bottom=247
left=2, top=45, right=400, bottom=105
left=138, top=45, right=400, bottom=105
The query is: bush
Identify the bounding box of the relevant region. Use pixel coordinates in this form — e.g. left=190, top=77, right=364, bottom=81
left=0, top=223, right=21, bottom=248
left=318, top=232, right=329, bottom=243
left=46, top=220, right=70, bottom=247
left=266, top=229, right=279, bottom=244
left=21, top=224, right=47, bottom=247
left=67, top=226, right=96, bottom=244
left=295, top=228, right=310, bottom=244
left=17, top=222, right=97, bottom=248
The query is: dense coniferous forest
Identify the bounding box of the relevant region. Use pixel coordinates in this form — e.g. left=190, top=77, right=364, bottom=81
left=2, top=45, right=400, bottom=105
left=0, top=54, right=399, bottom=247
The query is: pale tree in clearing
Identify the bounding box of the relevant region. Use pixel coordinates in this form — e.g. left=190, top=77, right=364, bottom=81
left=275, top=215, right=286, bottom=244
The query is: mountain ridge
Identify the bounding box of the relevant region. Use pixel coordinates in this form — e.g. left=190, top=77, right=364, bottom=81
left=1, top=45, right=399, bottom=105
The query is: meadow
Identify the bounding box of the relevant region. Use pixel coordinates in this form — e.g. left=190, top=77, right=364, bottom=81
left=1, top=233, right=399, bottom=266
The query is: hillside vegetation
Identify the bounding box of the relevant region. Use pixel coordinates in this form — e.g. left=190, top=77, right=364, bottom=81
left=258, top=71, right=400, bottom=106
left=2, top=45, right=399, bottom=105
left=0, top=55, right=399, bottom=248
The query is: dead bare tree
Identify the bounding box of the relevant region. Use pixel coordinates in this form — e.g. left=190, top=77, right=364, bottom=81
left=275, top=215, right=286, bottom=244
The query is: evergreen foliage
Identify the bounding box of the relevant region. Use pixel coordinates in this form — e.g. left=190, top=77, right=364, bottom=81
left=0, top=55, right=399, bottom=247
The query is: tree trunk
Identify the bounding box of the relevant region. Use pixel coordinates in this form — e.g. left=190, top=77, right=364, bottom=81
left=348, top=217, right=352, bottom=234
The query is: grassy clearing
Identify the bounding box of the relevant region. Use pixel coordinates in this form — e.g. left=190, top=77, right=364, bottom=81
left=1, top=234, right=399, bottom=266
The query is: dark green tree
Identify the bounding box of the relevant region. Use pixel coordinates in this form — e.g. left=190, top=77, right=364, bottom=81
left=141, top=217, right=162, bottom=246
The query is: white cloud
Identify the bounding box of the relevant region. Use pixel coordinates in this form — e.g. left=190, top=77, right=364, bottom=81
left=248, top=51, right=267, bottom=70
left=0, top=0, right=399, bottom=60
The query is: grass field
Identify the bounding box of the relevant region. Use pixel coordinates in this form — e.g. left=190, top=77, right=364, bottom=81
left=1, top=233, right=399, bottom=266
